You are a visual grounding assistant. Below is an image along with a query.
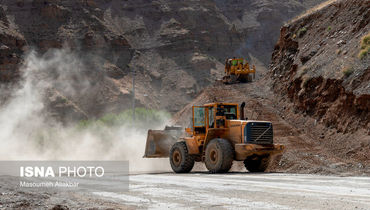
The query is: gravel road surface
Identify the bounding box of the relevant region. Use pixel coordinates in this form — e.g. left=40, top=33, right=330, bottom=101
left=1, top=173, right=369, bottom=209
left=96, top=172, right=370, bottom=209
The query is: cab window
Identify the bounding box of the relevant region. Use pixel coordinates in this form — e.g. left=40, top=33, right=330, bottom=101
left=223, top=105, right=237, bottom=120
left=208, top=107, right=214, bottom=128
left=193, top=107, right=205, bottom=127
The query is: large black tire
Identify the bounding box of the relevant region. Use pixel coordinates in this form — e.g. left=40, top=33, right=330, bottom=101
left=169, top=142, right=195, bottom=173
left=205, top=138, right=234, bottom=173
left=244, top=155, right=270, bottom=172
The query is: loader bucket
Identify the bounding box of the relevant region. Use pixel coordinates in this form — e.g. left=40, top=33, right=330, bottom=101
left=143, top=126, right=183, bottom=158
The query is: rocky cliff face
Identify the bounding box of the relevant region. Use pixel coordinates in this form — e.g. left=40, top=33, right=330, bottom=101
left=0, top=0, right=324, bottom=119
left=270, top=0, right=369, bottom=133
left=0, top=6, right=25, bottom=83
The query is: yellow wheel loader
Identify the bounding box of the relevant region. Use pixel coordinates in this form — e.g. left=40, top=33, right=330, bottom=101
left=144, top=102, right=284, bottom=173
left=223, top=58, right=256, bottom=84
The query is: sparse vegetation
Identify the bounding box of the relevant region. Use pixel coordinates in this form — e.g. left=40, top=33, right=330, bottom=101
left=358, top=33, right=370, bottom=59
left=60, top=97, right=68, bottom=103
left=342, top=67, right=354, bottom=77
left=358, top=48, right=370, bottom=59
left=297, top=27, right=307, bottom=37
left=78, top=108, right=171, bottom=129
left=327, top=26, right=332, bottom=31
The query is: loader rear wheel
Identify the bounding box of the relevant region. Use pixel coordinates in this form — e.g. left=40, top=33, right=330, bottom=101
left=170, top=142, right=194, bottom=173
left=244, top=155, right=270, bottom=172
left=205, top=138, right=234, bottom=173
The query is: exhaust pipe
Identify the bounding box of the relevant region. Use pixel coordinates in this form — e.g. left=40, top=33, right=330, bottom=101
left=240, top=102, right=245, bottom=120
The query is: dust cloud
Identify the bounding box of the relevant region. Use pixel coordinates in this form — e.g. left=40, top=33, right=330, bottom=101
left=0, top=49, right=170, bottom=173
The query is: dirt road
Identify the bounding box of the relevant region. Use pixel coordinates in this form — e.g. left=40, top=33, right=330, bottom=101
left=1, top=172, right=369, bottom=209
left=95, top=172, right=370, bottom=209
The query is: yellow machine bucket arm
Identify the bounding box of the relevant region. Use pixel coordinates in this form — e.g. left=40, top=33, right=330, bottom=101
left=143, top=126, right=183, bottom=158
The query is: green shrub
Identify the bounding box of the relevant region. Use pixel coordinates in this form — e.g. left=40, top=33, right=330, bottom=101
left=327, top=26, right=332, bottom=31
left=360, top=33, right=370, bottom=49
left=358, top=47, right=370, bottom=59
left=358, top=33, right=370, bottom=59
left=342, top=67, right=354, bottom=77
left=297, top=27, right=307, bottom=37
left=60, top=97, right=68, bottom=103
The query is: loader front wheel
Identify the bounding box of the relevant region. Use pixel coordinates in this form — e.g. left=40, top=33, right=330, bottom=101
left=244, top=155, right=270, bottom=172
left=205, top=138, right=234, bottom=173
left=170, top=142, right=194, bottom=173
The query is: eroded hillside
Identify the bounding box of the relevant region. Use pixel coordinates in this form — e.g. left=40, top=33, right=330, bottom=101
left=270, top=0, right=369, bottom=133
left=0, top=0, right=325, bottom=119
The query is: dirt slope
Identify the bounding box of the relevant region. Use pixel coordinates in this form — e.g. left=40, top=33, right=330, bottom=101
left=270, top=0, right=369, bottom=133
left=268, top=0, right=370, bottom=173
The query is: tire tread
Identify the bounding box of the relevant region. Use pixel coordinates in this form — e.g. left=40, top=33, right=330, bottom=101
left=170, top=142, right=194, bottom=173
left=205, top=138, right=234, bottom=173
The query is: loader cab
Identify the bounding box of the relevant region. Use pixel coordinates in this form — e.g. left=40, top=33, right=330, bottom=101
left=192, top=103, right=239, bottom=135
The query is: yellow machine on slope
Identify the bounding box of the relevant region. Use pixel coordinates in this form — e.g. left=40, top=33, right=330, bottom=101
left=144, top=102, right=284, bottom=173
left=223, top=58, right=256, bottom=84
